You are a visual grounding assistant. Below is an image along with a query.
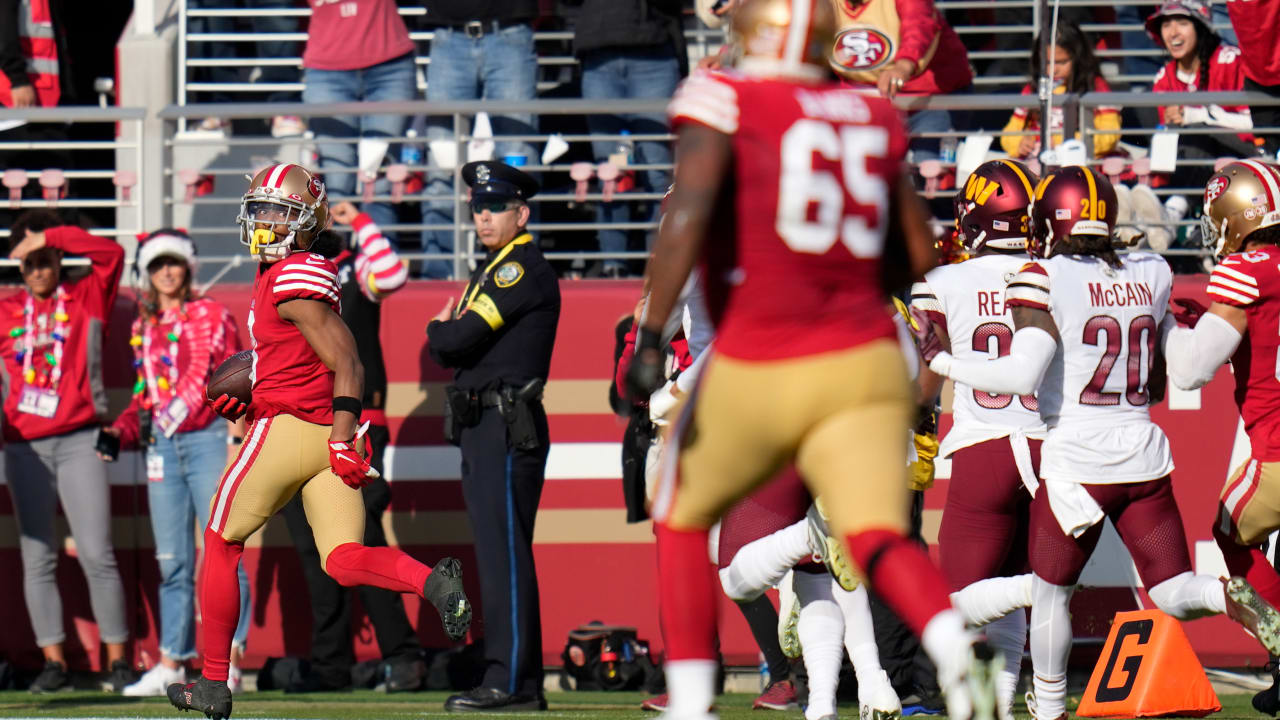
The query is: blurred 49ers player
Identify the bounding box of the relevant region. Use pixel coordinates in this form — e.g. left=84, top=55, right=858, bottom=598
left=913, top=165, right=1279, bottom=720
left=168, top=164, right=470, bottom=720
left=911, top=159, right=1044, bottom=720
left=625, top=2, right=999, bottom=719
left=1162, top=160, right=1280, bottom=656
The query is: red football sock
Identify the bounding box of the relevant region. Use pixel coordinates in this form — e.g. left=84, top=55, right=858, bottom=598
left=1216, top=527, right=1280, bottom=608
left=198, top=528, right=244, bottom=683
left=845, top=528, right=953, bottom=637
left=323, top=542, right=431, bottom=595
left=656, top=523, right=718, bottom=661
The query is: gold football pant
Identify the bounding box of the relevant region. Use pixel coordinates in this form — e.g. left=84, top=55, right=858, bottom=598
left=208, top=413, right=364, bottom=566
left=1219, top=457, right=1280, bottom=546
left=653, top=338, right=913, bottom=541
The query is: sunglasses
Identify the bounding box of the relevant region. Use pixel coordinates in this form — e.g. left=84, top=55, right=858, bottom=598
left=469, top=200, right=519, bottom=215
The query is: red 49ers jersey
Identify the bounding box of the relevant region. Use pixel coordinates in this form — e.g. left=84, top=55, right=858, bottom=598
left=667, top=70, right=908, bottom=361
left=1208, top=246, right=1280, bottom=460
left=248, top=252, right=341, bottom=425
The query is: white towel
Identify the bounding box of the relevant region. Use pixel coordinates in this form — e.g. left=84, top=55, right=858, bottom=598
left=1044, top=478, right=1104, bottom=538
left=1009, top=429, right=1040, bottom=497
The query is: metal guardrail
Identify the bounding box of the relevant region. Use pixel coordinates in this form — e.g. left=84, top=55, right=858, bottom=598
left=1, top=90, right=1276, bottom=276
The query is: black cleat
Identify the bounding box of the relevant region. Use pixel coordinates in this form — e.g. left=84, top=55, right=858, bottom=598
left=1255, top=661, right=1280, bottom=716
left=168, top=676, right=233, bottom=720
left=424, top=557, right=472, bottom=641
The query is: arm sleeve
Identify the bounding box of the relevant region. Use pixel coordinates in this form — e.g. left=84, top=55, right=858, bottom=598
left=112, top=394, right=142, bottom=449
left=0, top=0, right=27, bottom=88
left=668, top=72, right=739, bottom=135
left=272, top=257, right=342, bottom=307
left=1091, top=109, right=1121, bottom=157
left=352, top=213, right=408, bottom=302
left=426, top=311, right=494, bottom=366
left=893, top=0, right=942, bottom=67
left=929, top=326, right=1057, bottom=396
left=1207, top=262, right=1260, bottom=307
left=172, top=303, right=225, bottom=416
left=1001, top=112, right=1027, bottom=156
left=1162, top=311, right=1242, bottom=390
left=615, top=325, right=637, bottom=400
left=910, top=279, right=947, bottom=335
left=45, top=227, right=126, bottom=319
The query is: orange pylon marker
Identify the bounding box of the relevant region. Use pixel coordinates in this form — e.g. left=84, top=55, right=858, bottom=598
left=1077, top=609, right=1220, bottom=718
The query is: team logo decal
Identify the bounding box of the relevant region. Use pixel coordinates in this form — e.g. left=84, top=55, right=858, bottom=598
left=494, top=261, right=524, bottom=288
left=1205, top=176, right=1228, bottom=204
left=1055, top=208, right=1071, bottom=220
left=307, top=175, right=326, bottom=201
left=831, top=27, right=894, bottom=71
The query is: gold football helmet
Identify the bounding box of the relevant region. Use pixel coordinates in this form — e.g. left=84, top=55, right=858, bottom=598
left=237, top=163, right=330, bottom=262
left=728, top=0, right=837, bottom=79
left=1202, top=160, right=1280, bottom=261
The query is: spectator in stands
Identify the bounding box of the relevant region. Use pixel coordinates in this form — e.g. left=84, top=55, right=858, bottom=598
left=0, top=211, right=133, bottom=693
left=1001, top=22, right=1121, bottom=161
left=1145, top=0, right=1257, bottom=243
left=827, top=0, right=974, bottom=164
left=0, top=0, right=71, bottom=229
left=566, top=0, right=684, bottom=278
left=278, top=203, right=423, bottom=694
left=98, top=230, right=252, bottom=698
left=1227, top=0, right=1280, bottom=156
left=418, top=0, right=539, bottom=279
left=187, top=0, right=303, bottom=137
left=302, top=0, right=417, bottom=238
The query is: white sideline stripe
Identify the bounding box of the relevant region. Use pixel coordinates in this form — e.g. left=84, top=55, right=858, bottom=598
left=0, top=441, right=626, bottom=486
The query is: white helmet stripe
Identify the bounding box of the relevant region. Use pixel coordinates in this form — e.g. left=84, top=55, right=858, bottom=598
left=782, top=0, right=813, bottom=65
left=1239, top=159, right=1280, bottom=211
left=265, top=163, right=292, bottom=189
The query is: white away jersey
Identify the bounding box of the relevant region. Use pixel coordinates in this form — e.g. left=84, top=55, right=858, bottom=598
left=912, top=254, right=1047, bottom=458
left=1004, top=252, right=1174, bottom=483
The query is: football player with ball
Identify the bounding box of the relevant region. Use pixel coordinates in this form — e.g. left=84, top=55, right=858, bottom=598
left=168, top=164, right=471, bottom=720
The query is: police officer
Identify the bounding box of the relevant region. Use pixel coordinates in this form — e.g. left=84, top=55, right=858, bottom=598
left=426, top=160, right=560, bottom=712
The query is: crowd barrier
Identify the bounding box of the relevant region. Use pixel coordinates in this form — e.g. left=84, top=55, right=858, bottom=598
left=0, top=275, right=1266, bottom=673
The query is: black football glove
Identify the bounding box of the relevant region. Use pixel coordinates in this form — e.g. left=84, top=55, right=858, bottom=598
left=625, top=328, right=665, bottom=401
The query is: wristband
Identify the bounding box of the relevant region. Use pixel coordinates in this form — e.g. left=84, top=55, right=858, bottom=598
left=333, top=396, right=363, bottom=418
left=635, top=327, right=662, bottom=354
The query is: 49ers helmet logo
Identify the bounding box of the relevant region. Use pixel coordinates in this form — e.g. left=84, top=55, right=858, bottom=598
left=1205, top=176, right=1228, bottom=205
left=831, top=27, right=894, bottom=71
left=307, top=175, right=326, bottom=202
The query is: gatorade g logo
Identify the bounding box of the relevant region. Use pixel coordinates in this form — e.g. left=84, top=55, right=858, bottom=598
left=965, top=174, right=1000, bottom=206
left=1094, top=618, right=1154, bottom=703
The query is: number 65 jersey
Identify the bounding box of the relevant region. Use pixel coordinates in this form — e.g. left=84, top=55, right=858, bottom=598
left=667, top=70, right=908, bottom=361
left=1004, top=251, right=1174, bottom=484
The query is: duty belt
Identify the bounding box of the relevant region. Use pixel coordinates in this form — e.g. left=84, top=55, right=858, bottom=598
left=479, top=389, right=503, bottom=408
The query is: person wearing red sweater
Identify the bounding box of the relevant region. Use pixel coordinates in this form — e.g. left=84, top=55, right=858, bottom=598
left=100, top=230, right=253, bottom=698
left=1227, top=0, right=1280, bottom=154
left=0, top=211, right=131, bottom=693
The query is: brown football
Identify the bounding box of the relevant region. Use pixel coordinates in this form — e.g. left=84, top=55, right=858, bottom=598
left=206, top=350, right=253, bottom=406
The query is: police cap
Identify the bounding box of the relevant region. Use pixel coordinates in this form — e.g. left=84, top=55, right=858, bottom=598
left=461, top=161, right=539, bottom=204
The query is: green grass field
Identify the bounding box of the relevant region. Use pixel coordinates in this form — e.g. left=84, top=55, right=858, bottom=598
left=0, top=690, right=1266, bottom=720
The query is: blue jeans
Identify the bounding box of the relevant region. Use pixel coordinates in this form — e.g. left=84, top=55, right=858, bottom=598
left=187, top=0, right=299, bottom=103
left=303, top=52, right=417, bottom=241
left=421, top=24, right=537, bottom=279
left=581, top=48, right=679, bottom=272
left=147, top=422, right=250, bottom=660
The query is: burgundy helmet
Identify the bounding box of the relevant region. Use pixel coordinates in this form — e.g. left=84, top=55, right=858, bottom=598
left=1028, top=164, right=1118, bottom=259
left=953, top=159, right=1040, bottom=254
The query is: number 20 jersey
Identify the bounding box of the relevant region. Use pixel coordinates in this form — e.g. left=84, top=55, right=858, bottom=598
left=912, top=254, right=1047, bottom=458
left=1004, top=252, right=1174, bottom=483
left=667, top=70, right=908, bottom=361
left=1208, top=246, right=1280, bottom=460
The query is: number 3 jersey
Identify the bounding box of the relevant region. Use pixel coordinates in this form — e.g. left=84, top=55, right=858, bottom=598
left=666, top=70, right=908, bottom=361
left=1005, top=252, right=1174, bottom=483
left=1208, top=246, right=1280, bottom=460
left=911, top=254, right=1047, bottom=458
